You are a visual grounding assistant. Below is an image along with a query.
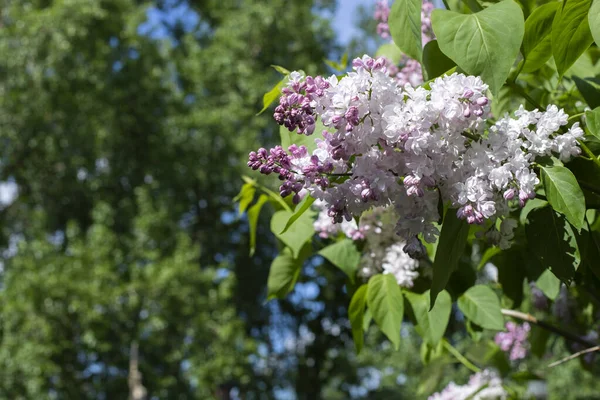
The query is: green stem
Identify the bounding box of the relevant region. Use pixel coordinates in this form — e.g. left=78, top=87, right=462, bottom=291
left=461, top=131, right=481, bottom=142
left=568, top=112, right=584, bottom=122
left=510, top=61, right=525, bottom=84
left=442, top=0, right=451, bottom=10
left=442, top=339, right=481, bottom=373
left=508, top=83, right=545, bottom=111
left=578, top=139, right=600, bottom=170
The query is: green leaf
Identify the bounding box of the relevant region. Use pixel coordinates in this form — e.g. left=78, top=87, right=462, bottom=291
left=552, top=0, right=594, bottom=77
left=349, top=285, right=368, bottom=353
left=590, top=0, right=600, bottom=45
left=318, top=239, right=361, bottom=282
left=585, top=107, right=600, bottom=140
left=405, top=290, right=452, bottom=346
left=521, top=2, right=560, bottom=72
left=535, top=269, right=561, bottom=300
left=367, top=274, right=404, bottom=350
left=257, top=75, right=288, bottom=115
left=279, top=122, right=321, bottom=154
left=375, top=43, right=403, bottom=65
left=235, top=183, right=256, bottom=216
left=540, top=165, right=586, bottom=230
left=431, top=209, right=470, bottom=307
left=574, top=77, right=600, bottom=109
left=267, top=247, right=306, bottom=300
left=422, top=40, right=457, bottom=80
left=280, top=196, right=315, bottom=234
left=457, top=285, right=505, bottom=330
left=493, top=249, right=526, bottom=307
left=477, top=247, right=501, bottom=270
left=389, top=0, right=423, bottom=62
left=248, top=194, right=269, bottom=256
left=270, top=208, right=316, bottom=258
left=526, top=206, right=579, bottom=282
left=271, top=65, right=291, bottom=75
left=363, top=308, right=372, bottom=332
left=432, top=0, right=525, bottom=95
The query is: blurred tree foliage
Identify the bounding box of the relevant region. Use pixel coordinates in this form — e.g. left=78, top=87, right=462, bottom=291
left=0, top=0, right=354, bottom=398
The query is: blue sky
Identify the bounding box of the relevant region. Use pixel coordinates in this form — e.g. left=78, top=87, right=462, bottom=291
left=331, top=0, right=371, bottom=44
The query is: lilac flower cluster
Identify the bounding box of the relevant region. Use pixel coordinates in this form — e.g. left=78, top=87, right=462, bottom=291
left=495, top=322, right=530, bottom=361
left=248, top=55, right=583, bottom=258
left=429, top=369, right=507, bottom=400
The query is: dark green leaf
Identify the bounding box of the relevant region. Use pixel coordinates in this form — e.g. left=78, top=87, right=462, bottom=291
left=540, top=165, right=586, bottom=230
left=574, top=77, right=600, bottom=109
left=270, top=208, right=316, bottom=258
left=349, top=285, right=368, bottom=353
left=389, top=0, right=423, bottom=62
left=457, top=285, right=505, bottom=330
left=526, top=206, right=579, bottom=282
left=405, top=290, right=452, bottom=345
left=318, top=239, right=361, bottom=282
left=432, top=0, right=525, bottom=95
left=493, top=250, right=526, bottom=307
left=521, top=2, right=560, bottom=72
left=431, top=209, right=470, bottom=307
left=248, top=194, right=269, bottom=256
left=367, top=274, right=404, bottom=350
left=280, top=196, right=315, bottom=234
left=422, top=40, right=456, bottom=80
left=552, top=0, right=594, bottom=77
left=529, top=325, right=551, bottom=357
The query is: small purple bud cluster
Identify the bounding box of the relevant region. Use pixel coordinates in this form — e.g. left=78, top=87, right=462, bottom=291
left=273, top=73, right=331, bottom=135
left=248, top=143, right=334, bottom=204
left=495, top=321, right=530, bottom=361
left=461, top=88, right=489, bottom=118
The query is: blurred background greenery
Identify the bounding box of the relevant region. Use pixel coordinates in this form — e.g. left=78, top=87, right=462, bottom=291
left=0, top=1, right=598, bottom=399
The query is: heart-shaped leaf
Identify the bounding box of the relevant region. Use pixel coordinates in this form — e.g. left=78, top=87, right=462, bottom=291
left=389, top=0, right=423, bottom=62
left=432, top=0, right=524, bottom=95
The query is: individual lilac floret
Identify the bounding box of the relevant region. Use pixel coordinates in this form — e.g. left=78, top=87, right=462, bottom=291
left=495, top=321, right=530, bottom=361
left=429, top=369, right=507, bottom=400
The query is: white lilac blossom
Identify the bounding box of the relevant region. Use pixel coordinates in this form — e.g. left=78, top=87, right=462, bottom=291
left=494, top=322, right=530, bottom=361
left=313, top=199, right=367, bottom=240
left=428, top=369, right=508, bottom=400
left=314, top=203, right=424, bottom=288
left=248, top=55, right=583, bottom=259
